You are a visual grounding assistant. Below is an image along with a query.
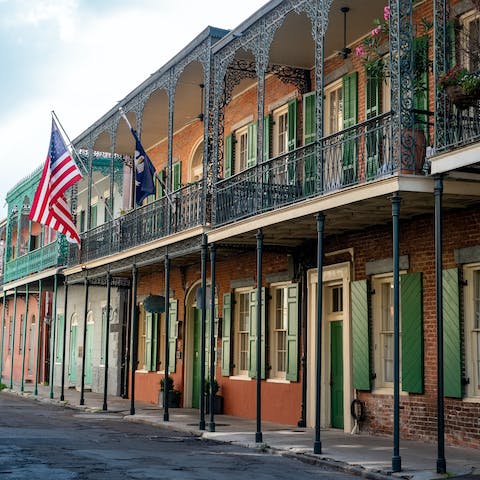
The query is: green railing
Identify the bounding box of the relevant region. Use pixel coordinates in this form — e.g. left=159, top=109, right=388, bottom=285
left=3, top=236, right=68, bottom=283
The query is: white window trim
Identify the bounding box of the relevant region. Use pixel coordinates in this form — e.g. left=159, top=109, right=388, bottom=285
left=324, top=78, right=343, bottom=136
left=234, top=125, right=249, bottom=175
left=272, top=104, right=289, bottom=157
left=233, top=287, right=254, bottom=377
left=459, top=9, right=480, bottom=70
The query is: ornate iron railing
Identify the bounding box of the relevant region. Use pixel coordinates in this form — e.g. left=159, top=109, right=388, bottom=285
left=215, top=112, right=404, bottom=226
left=69, top=180, right=205, bottom=265
left=3, top=236, right=68, bottom=283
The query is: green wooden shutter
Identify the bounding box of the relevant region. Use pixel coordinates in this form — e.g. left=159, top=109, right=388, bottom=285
left=89, top=204, right=97, bottom=229
left=168, top=300, right=177, bottom=373
left=287, top=99, right=297, bottom=151
left=342, top=72, right=358, bottom=185
left=152, top=313, right=158, bottom=371
left=286, top=284, right=299, bottom=382
left=156, top=170, right=165, bottom=199
left=56, top=314, right=65, bottom=363
left=172, top=161, right=182, bottom=191
left=351, top=280, right=371, bottom=390
left=443, top=268, right=462, bottom=398
left=413, top=36, right=429, bottom=135
left=264, top=115, right=271, bottom=160
left=247, top=122, right=257, bottom=168
left=401, top=272, right=424, bottom=394
left=225, top=134, right=234, bottom=178
left=448, top=19, right=457, bottom=69
left=221, top=293, right=232, bottom=376
left=248, top=288, right=266, bottom=379
left=303, top=92, right=316, bottom=145
left=365, top=76, right=380, bottom=180
left=145, top=312, right=153, bottom=371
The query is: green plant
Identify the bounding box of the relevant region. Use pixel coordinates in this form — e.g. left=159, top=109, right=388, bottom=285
left=160, top=375, right=174, bottom=392
left=438, top=65, right=480, bottom=95
left=0, top=382, right=6, bottom=391
left=204, top=378, right=220, bottom=396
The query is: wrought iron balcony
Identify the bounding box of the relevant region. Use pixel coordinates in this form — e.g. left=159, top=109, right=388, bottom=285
left=3, top=236, right=69, bottom=284
left=215, top=112, right=405, bottom=226
left=69, top=180, right=205, bottom=265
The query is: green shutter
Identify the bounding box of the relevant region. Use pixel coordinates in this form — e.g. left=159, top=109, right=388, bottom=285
left=225, top=134, right=234, bottom=178
left=89, top=204, right=97, bottom=229
left=221, top=293, right=232, bottom=376
left=152, top=313, right=158, bottom=371
left=342, top=72, right=358, bottom=185
left=287, top=99, right=297, bottom=151
left=448, top=19, right=457, bottom=69
left=401, top=273, right=424, bottom=394
left=351, top=280, right=371, bottom=390
left=172, top=161, right=182, bottom=191
left=264, top=115, right=271, bottom=160
left=443, top=268, right=462, bottom=398
left=247, top=122, right=257, bottom=168
left=366, top=76, right=380, bottom=180
left=156, top=170, right=165, bottom=199
left=303, top=92, right=316, bottom=145
left=145, top=311, right=153, bottom=371
left=286, top=284, right=299, bottom=382
left=168, top=300, right=177, bottom=373
left=248, top=288, right=266, bottom=379
left=413, top=36, right=429, bottom=135
left=56, top=314, right=65, bottom=363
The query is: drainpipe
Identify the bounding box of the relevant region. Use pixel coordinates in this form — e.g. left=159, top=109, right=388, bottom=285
left=130, top=265, right=138, bottom=415
left=60, top=280, right=69, bottom=401
left=255, top=228, right=264, bottom=443
left=164, top=255, right=171, bottom=421
left=199, top=235, right=207, bottom=430
left=49, top=274, right=58, bottom=399
left=298, top=263, right=307, bottom=428
left=208, top=243, right=217, bottom=433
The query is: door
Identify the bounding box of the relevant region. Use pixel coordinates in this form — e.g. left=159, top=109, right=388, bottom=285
left=69, top=324, right=77, bottom=384
left=330, top=320, right=344, bottom=428
left=192, top=308, right=201, bottom=408
left=85, top=321, right=94, bottom=386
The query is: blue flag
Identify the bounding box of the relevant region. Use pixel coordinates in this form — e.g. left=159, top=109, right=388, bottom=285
left=130, top=128, right=156, bottom=206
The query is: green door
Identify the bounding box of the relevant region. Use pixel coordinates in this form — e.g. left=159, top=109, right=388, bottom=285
left=192, top=308, right=201, bottom=408
left=330, top=321, right=344, bottom=428
left=85, top=323, right=94, bottom=386
left=69, top=325, right=77, bottom=384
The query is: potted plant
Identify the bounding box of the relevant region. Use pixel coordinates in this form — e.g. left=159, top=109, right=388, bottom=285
left=205, top=378, right=223, bottom=414
left=438, top=65, right=480, bottom=109
left=159, top=375, right=181, bottom=408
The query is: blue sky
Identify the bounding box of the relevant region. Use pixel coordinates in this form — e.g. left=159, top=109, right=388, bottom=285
left=0, top=0, right=267, bottom=218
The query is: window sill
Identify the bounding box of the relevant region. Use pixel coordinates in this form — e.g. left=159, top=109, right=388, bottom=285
left=462, top=395, right=480, bottom=403
left=372, top=387, right=409, bottom=396
left=266, top=378, right=290, bottom=384
left=229, top=375, right=251, bottom=381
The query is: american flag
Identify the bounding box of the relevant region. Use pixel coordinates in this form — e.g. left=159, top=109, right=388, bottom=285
left=29, top=119, right=83, bottom=244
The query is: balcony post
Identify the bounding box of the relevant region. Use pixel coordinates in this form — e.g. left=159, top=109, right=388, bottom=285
left=103, top=272, right=112, bottom=411
left=9, top=287, right=17, bottom=390
left=167, top=73, right=175, bottom=235
left=199, top=235, right=207, bottom=430
left=434, top=174, right=446, bottom=474
left=0, top=292, right=6, bottom=380
left=314, top=213, right=325, bottom=454
left=60, top=280, right=69, bottom=401
left=80, top=277, right=89, bottom=405
left=255, top=228, right=264, bottom=444
left=208, top=242, right=217, bottom=433
left=164, top=255, right=171, bottom=422
left=49, top=274, right=58, bottom=399
left=130, top=265, right=138, bottom=415
left=34, top=279, right=42, bottom=396
left=85, top=146, right=93, bottom=232
left=391, top=192, right=402, bottom=473
left=21, top=283, right=29, bottom=392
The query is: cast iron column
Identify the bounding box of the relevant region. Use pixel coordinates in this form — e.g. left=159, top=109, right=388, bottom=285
left=435, top=174, right=446, bottom=474
left=49, top=274, right=58, bottom=399
left=164, top=255, right=171, bottom=421
left=255, top=229, right=263, bottom=443
left=21, top=284, right=29, bottom=392
left=391, top=192, right=402, bottom=472
left=130, top=266, right=138, bottom=415
left=314, top=213, right=325, bottom=454
left=209, top=243, right=217, bottom=432
left=199, top=235, right=207, bottom=430
left=34, top=280, right=42, bottom=396
left=0, top=292, right=6, bottom=380
left=9, top=287, right=18, bottom=390
left=103, top=272, right=112, bottom=411
left=298, top=266, right=307, bottom=427
left=60, top=281, right=69, bottom=401
left=80, top=278, right=89, bottom=406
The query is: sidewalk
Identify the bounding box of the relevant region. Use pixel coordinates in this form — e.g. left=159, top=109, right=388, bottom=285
left=2, top=382, right=479, bottom=480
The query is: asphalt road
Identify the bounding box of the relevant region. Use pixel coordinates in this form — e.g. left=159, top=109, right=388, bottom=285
left=0, top=392, right=361, bottom=480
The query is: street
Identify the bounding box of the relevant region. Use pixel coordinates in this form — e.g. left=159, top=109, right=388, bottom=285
left=0, top=392, right=359, bottom=480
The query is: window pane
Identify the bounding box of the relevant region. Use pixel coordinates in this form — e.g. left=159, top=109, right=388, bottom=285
left=278, top=112, right=288, bottom=155
left=381, top=282, right=393, bottom=331
left=384, top=334, right=393, bottom=383
left=332, top=286, right=343, bottom=313
left=474, top=271, right=480, bottom=330
left=277, top=331, right=286, bottom=372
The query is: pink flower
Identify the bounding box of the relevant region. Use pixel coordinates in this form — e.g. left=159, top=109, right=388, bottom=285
left=371, top=25, right=382, bottom=36
left=383, top=5, right=390, bottom=21
left=355, top=45, right=366, bottom=57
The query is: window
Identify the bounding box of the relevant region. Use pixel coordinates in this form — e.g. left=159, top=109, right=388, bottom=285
left=235, top=126, right=249, bottom=174
left=235, top=291, right=250, bottom=376
left=460, top=10, right=480, bottom=71
left=372, top=275, right=401, bottom=389
left=464, top=265, right=480, bottom=398
left=324, top=80, right=343, bottom=136
left=273, top=106, right=289, bottom=156
left=270, top=286, right=288, bottom=379
left=137, top=306, right=165, bottom=372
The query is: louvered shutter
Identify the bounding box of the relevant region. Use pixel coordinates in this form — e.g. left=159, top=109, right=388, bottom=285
left=221, top=293, right=232, bottom=376
left=248, top=288, right=266, bottom=379
left=168, top=300, right=177, bottom=373
left=286, top=284, right=299, bottom=382
left=365, top=76, right=380, bottom=180
left=247, top=122, right=257, bottom=168
left=225, top=134, right=234, bottom=178
left=342, top=72, right=358, bottom=185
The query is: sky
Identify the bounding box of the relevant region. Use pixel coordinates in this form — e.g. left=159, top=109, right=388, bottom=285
left=0, top=0, right=268, bottom=219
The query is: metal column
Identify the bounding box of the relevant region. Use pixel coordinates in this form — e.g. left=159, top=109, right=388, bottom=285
left=50, top=274, right=58, bottom=399
left=255, top=229, right=264, bottom=443
left=80, top=278, right=89, bottom=406
left=391, top=192, right=402, bottom=473
left=314, top=213, right=325, bottom=454
left=434, top=174, right=446, bottom=474
left=103, top=272, right=112, bottom=411
left=9, top=287, right=18, bottom=390
left=21, top=284, right=29, bottom=392
left=199, top=235, right=207, bottom=430
left=208, top=243, right=217, bottom=432
left=60, top=281, right=69, bottom=401
left=164, top=256, right=171, bottom=422
left=130, top=266, right=138, bottom=415
left=34, top=280, right=42, bottom=396
left=0, top=292, right=7, bottom=382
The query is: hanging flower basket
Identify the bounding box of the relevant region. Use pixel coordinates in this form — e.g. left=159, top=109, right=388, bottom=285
left=445, top=85, right=480, bottom=110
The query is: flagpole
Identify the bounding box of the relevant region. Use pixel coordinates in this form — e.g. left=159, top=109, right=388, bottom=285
left=51, top=111, right=115, bottom=221
left=118, top=107, right=174, bottom=209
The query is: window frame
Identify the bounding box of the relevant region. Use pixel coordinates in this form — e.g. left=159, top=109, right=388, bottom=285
left=234, top=125, right=249, bottom=174
left=272, top=104, right=289, bottom=157
left=324, top=78, right=343, bottom=136
left=233, top=288, right=253, bottom=378
left=269, top=283, right=289, bottom=380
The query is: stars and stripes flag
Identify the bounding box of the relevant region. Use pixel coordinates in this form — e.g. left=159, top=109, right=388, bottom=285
left=29, top=118, right=83, bottom=244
